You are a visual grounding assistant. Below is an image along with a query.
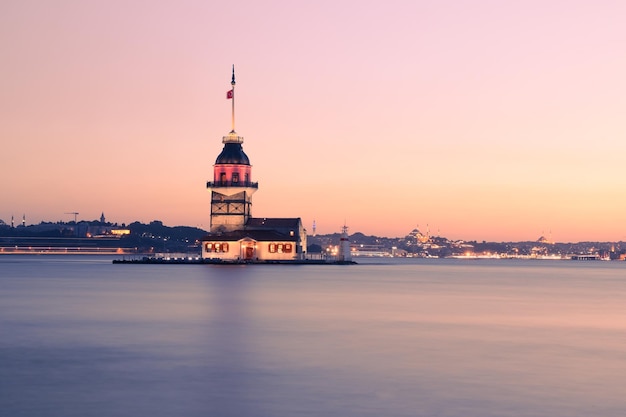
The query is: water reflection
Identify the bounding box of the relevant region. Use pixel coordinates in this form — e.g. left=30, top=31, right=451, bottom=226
left=2, top=257, right=626, bottom=416
left=202, top=265, right=265, bottom=417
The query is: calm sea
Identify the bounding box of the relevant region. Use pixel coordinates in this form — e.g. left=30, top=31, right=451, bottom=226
left=1, top=255, right=625, bottom=417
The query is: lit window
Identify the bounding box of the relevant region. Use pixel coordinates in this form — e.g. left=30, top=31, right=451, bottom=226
left=206, top=242, right=229, bottom=252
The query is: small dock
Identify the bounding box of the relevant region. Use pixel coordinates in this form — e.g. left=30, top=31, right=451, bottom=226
left=113, top=256, right=356, bottom=265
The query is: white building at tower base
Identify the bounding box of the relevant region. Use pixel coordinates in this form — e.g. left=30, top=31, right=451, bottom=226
left=201, top=218, right=307, bottom=262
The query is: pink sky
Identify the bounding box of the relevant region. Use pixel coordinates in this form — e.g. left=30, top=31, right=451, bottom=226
left=2, top=0, right=626, bottom=242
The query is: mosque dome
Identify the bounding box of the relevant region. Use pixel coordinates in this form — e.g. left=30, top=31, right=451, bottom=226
left=215, top=143, right=250, bottom=165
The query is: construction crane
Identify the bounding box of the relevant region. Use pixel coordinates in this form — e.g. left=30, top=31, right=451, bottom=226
left=65, top=212, right=79, bottom=223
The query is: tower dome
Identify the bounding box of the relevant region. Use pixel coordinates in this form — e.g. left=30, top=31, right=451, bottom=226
left=215, top=142, right=250, bottom=165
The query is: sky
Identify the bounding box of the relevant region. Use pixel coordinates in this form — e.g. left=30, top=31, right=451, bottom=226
left=1, top=0, right=625, bottom=242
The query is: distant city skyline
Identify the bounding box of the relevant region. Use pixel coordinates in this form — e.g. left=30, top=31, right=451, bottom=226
left=1, top=213, right=622, bottom=245
left=2, top=1, right=626, bottom=242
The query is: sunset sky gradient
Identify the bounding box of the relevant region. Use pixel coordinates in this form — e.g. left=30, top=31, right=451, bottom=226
left=2, top=0, right=625, bottom=241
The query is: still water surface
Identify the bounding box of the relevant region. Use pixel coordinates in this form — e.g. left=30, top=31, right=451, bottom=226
left=1, top=256, right=626, bottom=416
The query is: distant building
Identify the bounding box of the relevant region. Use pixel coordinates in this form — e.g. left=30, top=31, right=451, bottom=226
left=537, top=235, right=553, bottom=244
left=201, top=68, right=306, bottom=262
left=408, top=227, right=430, bottom=244
left=86, top=224, right=130, bottom=238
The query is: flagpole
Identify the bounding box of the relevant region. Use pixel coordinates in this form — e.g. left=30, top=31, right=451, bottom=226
left=231, top=65, right=236, bottom=133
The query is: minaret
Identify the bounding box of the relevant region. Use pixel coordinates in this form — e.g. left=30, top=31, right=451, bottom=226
left=206, top=66, right=258, bottom=233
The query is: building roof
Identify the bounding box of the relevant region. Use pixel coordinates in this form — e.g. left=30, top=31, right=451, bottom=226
left=246, top=218, right=302, bottom=228
left=202, top=229, right=298, bottom=242
left=215, top=142, right=250, bottom=165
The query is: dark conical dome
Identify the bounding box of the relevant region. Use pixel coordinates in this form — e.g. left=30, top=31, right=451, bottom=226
left=215, top=143, right=250, bottom=165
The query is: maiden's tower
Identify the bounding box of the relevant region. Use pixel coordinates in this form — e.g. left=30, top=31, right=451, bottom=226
left=202, top=68, right=307, bottom=262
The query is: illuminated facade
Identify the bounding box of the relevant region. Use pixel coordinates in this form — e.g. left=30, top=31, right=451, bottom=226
left=201, top=218, right=307, bottom=261
left=202, top=68, right=306, bottom=262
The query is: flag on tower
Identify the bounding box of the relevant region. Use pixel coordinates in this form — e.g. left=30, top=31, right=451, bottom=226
left=226, top=89, right=234, bottom=99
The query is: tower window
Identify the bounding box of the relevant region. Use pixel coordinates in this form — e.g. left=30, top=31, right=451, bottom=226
left=232, top=172, right=239, bottom=183
left=220, top=172, right=226, bottom=185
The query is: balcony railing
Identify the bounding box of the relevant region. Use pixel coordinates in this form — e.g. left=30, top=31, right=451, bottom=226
left=207, top=181, right=259, bottom=189
left=222, top=134, right=244, bottom=143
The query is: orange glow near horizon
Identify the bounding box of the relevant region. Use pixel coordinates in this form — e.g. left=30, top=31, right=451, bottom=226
left=2, top=2, right=626, bottom=242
